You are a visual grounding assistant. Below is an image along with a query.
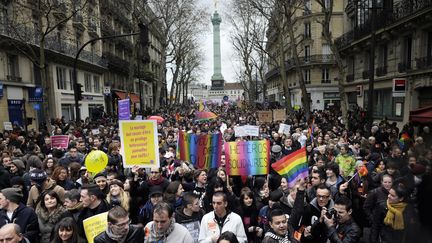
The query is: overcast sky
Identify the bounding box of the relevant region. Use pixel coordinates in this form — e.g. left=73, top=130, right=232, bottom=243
left=196, top=0, right=238, bottom=85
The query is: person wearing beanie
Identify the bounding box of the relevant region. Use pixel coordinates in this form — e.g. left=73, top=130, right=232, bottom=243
left=0, top=188, right=39, bottom=242
left=107, top=179, right=130, bottom=211
left=93, top=172, right=109, bottom=195
left=26, top=169, right=65, bottom=209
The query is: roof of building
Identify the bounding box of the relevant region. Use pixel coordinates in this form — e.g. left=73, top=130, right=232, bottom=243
left=224, top=82, right=243, bottom=90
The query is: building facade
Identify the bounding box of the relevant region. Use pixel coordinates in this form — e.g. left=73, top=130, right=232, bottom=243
left=336, top=0, right=432, bottom=125
left=265, top=0, right=345, bottom=111
left=208, top=82, right=243, bottom=103
left=0, top=0, right=106, bottom=129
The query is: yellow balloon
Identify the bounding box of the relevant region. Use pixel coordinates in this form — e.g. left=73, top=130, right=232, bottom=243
left=85, top=150, right=108, bottom=173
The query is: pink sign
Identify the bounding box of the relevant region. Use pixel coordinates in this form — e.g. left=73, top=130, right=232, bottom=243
left=51, top=135, right=70, bottom=149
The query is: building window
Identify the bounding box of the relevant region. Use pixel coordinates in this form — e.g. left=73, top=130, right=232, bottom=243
left=56, top=67, right=66, bottom=90
left=373, top=89, right=393, bottom=118
left=304, top=45, right=311, bottom=62
left=304, top=0, right=312, bottom=14
left=84, top=73, right=92, bottom=92
left=93, top=76, right=100, bottom=93
left=402, top=35, right=412, bottom=69
left=7, top=54, right=19, bottom=78
left=304, top=69, right=311, bottom=84
left=322, top=44, right=331, bottom=61
left=68, top=70, right=74, bottom=90
left=322, top=68, right=330, bottom=83
left=304, top=22, right=311, bottom=39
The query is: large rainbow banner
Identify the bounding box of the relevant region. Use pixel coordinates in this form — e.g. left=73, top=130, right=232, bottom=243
left=224, top=140, right=270, bottom=176
left=177, top=131, right=222, bottom=169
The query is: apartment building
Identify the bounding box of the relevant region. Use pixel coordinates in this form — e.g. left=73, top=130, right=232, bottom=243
left=336, top=0, right=432, bottom=125
left=0, top=0, right=106, bottom=128
left=265, top=0, right=345, bottom=111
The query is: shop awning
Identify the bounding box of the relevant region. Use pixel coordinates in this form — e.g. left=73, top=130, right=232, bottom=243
left=114, top=91, right=140, bottom=103
left=410, top=105, right=432, bottom=123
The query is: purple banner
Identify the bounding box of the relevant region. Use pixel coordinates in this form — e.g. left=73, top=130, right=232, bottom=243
left=118, top=99, right=130, bottom=120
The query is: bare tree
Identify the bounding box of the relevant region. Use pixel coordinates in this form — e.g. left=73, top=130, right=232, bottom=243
left=315, top=0, right=348, bottom=125
left=3, top=0, right=88, bottom=129
left=228, top=0, right=270, bottom=106
left=147, top=0, right=207, bottom=107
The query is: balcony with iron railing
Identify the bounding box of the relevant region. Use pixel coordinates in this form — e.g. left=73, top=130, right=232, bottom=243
left=336, top=0, right=432, bottom=49
left=376, top=66, right=387, bottom=76
left=265, top=54, right=336, bottom=80
left=103, top=51, right=130, bottom=75
left=398, top=60, right=413, bottom=73
left=101, top=21, right=115, bottom=37
left=7, top=75, right=22, bottom=82
left=415, top=56, right=432, bottom=69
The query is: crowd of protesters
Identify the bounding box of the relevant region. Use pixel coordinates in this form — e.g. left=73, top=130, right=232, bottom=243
left=0, top=102, right=431, bottom=243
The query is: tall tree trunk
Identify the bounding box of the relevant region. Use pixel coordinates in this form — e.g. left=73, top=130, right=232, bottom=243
left=278, top=35, right=293, bottom=114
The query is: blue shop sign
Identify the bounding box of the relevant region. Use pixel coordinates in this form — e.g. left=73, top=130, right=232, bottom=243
left=0, top=83, right=3, bottom=97
left=28, top=87, right=43, bottom=102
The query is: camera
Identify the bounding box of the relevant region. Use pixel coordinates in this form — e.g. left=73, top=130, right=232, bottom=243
left=325, top=208, right=337, bottom=219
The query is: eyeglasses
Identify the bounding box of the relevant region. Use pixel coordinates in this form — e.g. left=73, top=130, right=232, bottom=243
left=317, top=195, right=330, bottom=199
left=113, top=219, right=131, bottom=228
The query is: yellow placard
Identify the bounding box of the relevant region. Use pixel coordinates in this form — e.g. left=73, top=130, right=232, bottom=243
left=119, top=120, right=160, bottom=168
left=83, top=212, right=108, bottom=243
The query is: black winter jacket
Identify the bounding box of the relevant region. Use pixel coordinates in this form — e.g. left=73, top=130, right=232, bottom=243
left=93, top=225, right=144, bottom=243
left=324, top=218, right=361, bottom=243
left=0, top=203, right=39, bottom=242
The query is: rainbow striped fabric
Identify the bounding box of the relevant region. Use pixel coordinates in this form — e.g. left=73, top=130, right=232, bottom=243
left=271, top=147, right=309, bottom=187
left=224, top=140, right=270, bottom=176
left=177, top=131, right=222, bottom=169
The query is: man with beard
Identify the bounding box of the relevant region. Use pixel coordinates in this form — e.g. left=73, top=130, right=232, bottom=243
left=144, top=202, right=193, bottom=242
left=94, top=206, right=144, bottom=243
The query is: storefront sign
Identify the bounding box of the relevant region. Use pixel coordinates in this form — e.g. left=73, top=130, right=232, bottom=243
left=393, top=78, right=407, bottom=97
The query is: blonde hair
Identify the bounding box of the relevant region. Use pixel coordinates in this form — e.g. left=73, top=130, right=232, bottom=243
left=107, top=187, right=130, bottom=212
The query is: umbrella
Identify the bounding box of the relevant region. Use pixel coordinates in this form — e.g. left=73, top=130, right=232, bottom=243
left=148, top=115, right=164, bottom=124
left=195, top=111, right=218, bottom=121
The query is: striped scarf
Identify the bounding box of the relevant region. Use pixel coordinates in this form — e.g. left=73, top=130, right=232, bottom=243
left=264, top=230, right=291, bottom=243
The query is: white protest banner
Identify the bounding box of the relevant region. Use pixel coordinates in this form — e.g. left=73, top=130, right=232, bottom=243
left=243, top=125, right=259, bottom=137
left=3, top=122, right=12, bottom=131
left=234, top=126, right=247, bottom=137
left=220, top=123, right=227, bottom=134
left=91, top=129, right=100, bottom=135
left=278, top=124, right=291, bottom=135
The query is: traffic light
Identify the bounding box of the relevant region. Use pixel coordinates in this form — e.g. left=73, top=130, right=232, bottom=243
left=74, top=83, right=84, bottom=101
left=138, top=22, right=150, bottom=64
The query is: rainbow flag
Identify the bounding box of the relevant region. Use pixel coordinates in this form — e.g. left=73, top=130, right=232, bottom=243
left=224, top=140, right=270, bottom=176
left=177, top=131, right=222, bottom=169
left=271, top=147, right=308, bottom=187
left=398, top=132, right=410, bottom=149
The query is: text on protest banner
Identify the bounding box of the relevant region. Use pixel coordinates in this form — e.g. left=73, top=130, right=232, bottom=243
left=234, top=125, right=259, bottom=137
left=51, top=135, right=69, bottom=149
left=278, top=124, right=291, bottom=135
left=118, top=99, right=130, bottom=120
left=119, top=120, right=159, bottom=168
left=224, top=140, right=270, bottom=176
left=83, top=212, right=108, bottom=243
left=273, top=109, right=286, bottom=121
left=257, top=111, right=273, bottom=123
left=177, top=131, right=222, bottom=170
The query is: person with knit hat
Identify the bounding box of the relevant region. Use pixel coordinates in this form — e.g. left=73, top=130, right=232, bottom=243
left=107, top=179, right=130, bottom=211
left=0, top=188, right=39, bottom=242
left=93, top=172, right=109, bottom=195
left=26, top=169, right=65, bottom=209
